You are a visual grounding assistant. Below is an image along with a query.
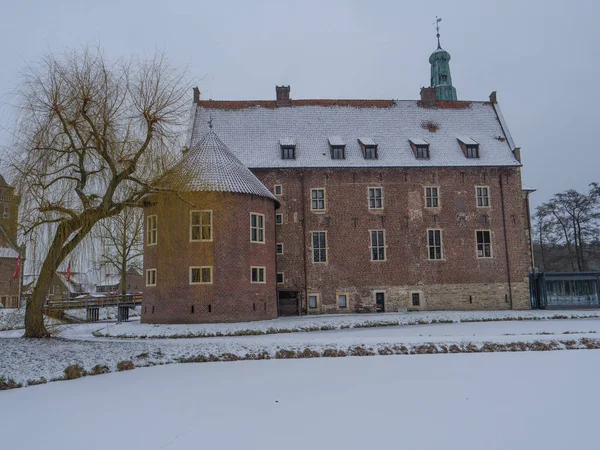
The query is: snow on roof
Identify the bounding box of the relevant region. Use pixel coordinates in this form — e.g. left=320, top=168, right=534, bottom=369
left=522, top=184, right=537, bottom=192
left=328, top=136, right=345, bottom=147
left=162, top=132, right=278, bottom=204
left=358, top=137, right=377, bottom=146
left=279, top=138, right=296, bottom=147
left=191, top=100, right=520, bottom=168
left=409, top=138, right=429, bottom=146
left=96, top=275, right=121, bottom=287
left=0, top=247, right=18, bottom=259
left=456, top=136, right=479, bottom=146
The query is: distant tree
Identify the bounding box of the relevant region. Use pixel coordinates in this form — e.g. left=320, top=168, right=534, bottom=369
left=96, top=207, right=143, bottom=295
left=10, top=47, right=188, bottom=337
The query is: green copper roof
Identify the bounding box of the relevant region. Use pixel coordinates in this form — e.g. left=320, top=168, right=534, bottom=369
left=429, top=44, right=457, bottom=101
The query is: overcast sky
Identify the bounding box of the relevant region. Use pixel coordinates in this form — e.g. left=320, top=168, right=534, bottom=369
left=0, top=0, right=598, bottom=209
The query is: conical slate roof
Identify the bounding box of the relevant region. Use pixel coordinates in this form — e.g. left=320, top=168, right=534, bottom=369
left=163, top=131, right=278, bottom=204
left=0, top=174, right=10, bottom=188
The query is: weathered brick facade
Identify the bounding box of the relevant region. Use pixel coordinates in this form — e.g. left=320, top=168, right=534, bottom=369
left=142, top=191, right=278, bottom=323
left=0, top=176, right=20, bottom=308
left=254, top=165, right=531, bottom=313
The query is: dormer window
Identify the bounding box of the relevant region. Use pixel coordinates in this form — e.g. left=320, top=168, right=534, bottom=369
left=279, top=138, right=296, bottom=160
left=409, top=139, right=430, bottom=160
left=358, top=137, right=378, bottom=160
left=457, top=137, right=480, bottom=159
left=328, top=137, right=345, bottom=160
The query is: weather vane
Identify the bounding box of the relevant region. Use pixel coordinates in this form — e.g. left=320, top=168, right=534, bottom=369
left=433, top=16, right=442, bottom=49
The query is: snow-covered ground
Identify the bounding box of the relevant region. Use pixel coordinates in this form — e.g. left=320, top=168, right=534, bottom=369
left=0, top=307, right=62, bottom=332
left=94, top=309, right=600, bottom=338
left=2, top=318, right=600, bottom=385
left=63, top=305, right=141, bottom=322
left=1, top=350, right=599, bottom=450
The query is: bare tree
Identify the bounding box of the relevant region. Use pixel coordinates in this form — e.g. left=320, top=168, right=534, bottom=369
left=96, top=207, right=143, bottom=295
left=9, top=47, right=188, bottom=337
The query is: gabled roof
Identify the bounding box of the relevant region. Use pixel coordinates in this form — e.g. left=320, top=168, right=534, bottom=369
left=191, top=100, right=520, bottom=169
left=0, top=174, right=10, bottom=188
left=163, top=132, right=279, bottom=204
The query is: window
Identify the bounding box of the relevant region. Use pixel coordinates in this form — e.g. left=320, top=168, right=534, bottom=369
left=412, top=292, right=420, bottom=306
left=146, top=269, right=157, bottom=287
left=276, top=213, right=283, bottom=225
left=308, top=294, right=319, bottom=309
left=274, top=185, right=282, bottom=196
left=466, top=145, right=479, bottom=158
left=250, top=213, right=265, bottom=243
left=276, top=243, right=284, bottom=254
left=425, top=187, right=439, bottom=208
left=3, top=205, right=8, bottom=219
left=441, top=74, right=447, bottom=82
left=368, top=187, right=383, bottom=209
left=251, top=266, right=266, bottom=283
left=427, top=229, right=443, bottom=260
left=190, top=266, right=213, bottom=284
left=370, top=230, right=386, bottom=261
left=337, top=293, right=348, bottom=309
left=311, top=189, right=326, bottom=211
left=359, top=138, right=378, bottom=159
left=312, top=231, right=327, bottom=263
left=146, top=215, right=157, bottom=246
left=331, top=146, right=345, bottom=160
left=190, top=210, right=212, bottom=241
left=364, top=146, right=378, bottom=159
left=476, top=186, right=490, bottom=207
left=276, top=273, right=284, bottom=284
left=477, top=230, right=492, bottom=258
left=416, top=146, right=430, bottom=159
left=281, top=146, right=296, bottom=160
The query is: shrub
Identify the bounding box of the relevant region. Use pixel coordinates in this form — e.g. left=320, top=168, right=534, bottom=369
left=27, top=377, right=47, bottom=386
left=322, top=348, right=346, bottom=358
left=349, top=346, right=376, bottom=356
left=117, top=360, right=135, bottom=371
left=299, top=348, right=320, bottom=358
left=275, top=349, right=298, bottom=359
left=90, top=365, right=110, bottom=376
left=0, top=376, right=22, bottom=390
left=63, top=364, right=86, bottom=380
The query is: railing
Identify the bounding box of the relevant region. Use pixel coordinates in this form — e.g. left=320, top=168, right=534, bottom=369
left=45, top=294, right=142, bottom=311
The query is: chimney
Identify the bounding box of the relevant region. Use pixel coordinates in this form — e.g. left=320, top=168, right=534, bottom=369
left=419, top=87, right=437, bottom=107
left=489, top=91, right=497, bottom=104
left=275, top=85, right=291, bottom=106
left=193, top=87, right=200, bottom=104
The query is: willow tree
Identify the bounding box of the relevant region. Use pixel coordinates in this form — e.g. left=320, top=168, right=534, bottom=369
left=11, top=48, right=188, bottom=337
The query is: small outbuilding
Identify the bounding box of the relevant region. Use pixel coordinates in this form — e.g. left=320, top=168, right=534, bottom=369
left=141, top=131, right=280, bottom=323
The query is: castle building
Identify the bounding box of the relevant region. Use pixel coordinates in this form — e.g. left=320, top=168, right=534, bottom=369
left=143, top=38, right=533, bottom=323
left=0, top=175, right=21, bottom=308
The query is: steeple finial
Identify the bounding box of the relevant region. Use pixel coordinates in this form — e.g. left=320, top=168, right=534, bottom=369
left=434, top=16, right=442, bottom=49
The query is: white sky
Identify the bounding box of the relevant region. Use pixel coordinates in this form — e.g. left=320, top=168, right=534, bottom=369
left=0, top=0, right=598, bottom=209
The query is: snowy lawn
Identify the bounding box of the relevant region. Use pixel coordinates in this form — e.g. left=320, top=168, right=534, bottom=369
left=1, top=350, right=599, bottom=450
left=0, top=307, right=63, bottom=332
left=2, top=318, right=600, bottom=386
left=95, top=309, right=600, bottom=338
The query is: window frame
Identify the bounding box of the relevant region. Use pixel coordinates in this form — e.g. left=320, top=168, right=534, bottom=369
left=311, top=231, right=328, bottom=263
left=415, top=145, right=430, bottom=160
left=476, top=230, right=493, bottom=258
left=276, top=243, right=284, bottom=255
left=337, top=292, right=348, bottom=309
left=310, top=188, right=326, bottom=212
left=424, top=186, right=440, bottom=208
left=250, top=213, right=265, bottom=244
left=274, top=185, right=282, bottom=196
left=369, top=229, right=386, bottom=261
left=367, top=187, right=384, bottom=210
left=281, top=145, right=296, bottom=160
left=190, top=210, right=213, bottom=242
left=275, top=213, right=283, bottom=225
left=189, top=266, right=213, bottom=285
left=475, top=186, right=490, bottom=208
left=466, top=145, right=480, bottom=158
left=330, top=146, right=346, bottom=160
left=3, top=205, right=9, bottom=219
left=427, top=229, right=443, bottom=260
left=276, top=272, right=284, bottom=284
left=363, top=145, right=378, bottom=160
left=146, top=215, right=157, bottom=246
left=308, top=293, right=320, bottom=310
left=146, top=268, right=157, bottom=287
left=251, top=266, right=266, bottom=284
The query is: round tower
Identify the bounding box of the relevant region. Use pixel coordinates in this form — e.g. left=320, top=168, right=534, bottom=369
left=429, top=26, right=458, bottom=101
left=141, top=131, right=280, bottom=324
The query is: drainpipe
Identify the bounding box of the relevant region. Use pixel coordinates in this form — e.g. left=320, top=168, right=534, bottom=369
left=499, top=171, right=513, bottom=309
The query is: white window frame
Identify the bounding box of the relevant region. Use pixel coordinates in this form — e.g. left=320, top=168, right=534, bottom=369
left=146, top=215, right=157, bottom=246
left=427, top=229, right=443, bottom=260
left=251, top=266, right=266, bottom=284
left=189, top=266, right=213, bottom=285
left=368, top=187, right=383, bottom=210
left=369, top=229, right=386, bottom=261
left=337, top=292, right=348, bottom=309
left=476, top=186, right=490, bottom=208
left=250, top=213, right=265, bottom=243
left=425, top=186, right=440, bottom=208
left=146, top=269, right=157, bottom=287
left=311, top=231, right=328, bottom=263
left=276, top=243, right=284, bottom=255
left=190, top=210, right=213, bottom=242
left=476, top=230, right=493, bottom=258
left=276, top=213, right=283, bottom=225
left=308, top=293, right=320, bottom=310
left=310, top=188, right=326, bottom=212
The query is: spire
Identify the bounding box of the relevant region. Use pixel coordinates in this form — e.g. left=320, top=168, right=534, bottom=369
left=429, top=17, right=457, bottom=101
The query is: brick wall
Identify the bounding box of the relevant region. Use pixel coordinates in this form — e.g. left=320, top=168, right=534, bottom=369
left=254, top=166, right=531, bottom=313
left=142, top=191, right=278, bottom=324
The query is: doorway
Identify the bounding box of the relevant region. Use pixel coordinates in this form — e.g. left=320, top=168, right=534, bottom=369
left=278, top=290, right=300, bottom=316
left=375, top=292, right=385, bottom=313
